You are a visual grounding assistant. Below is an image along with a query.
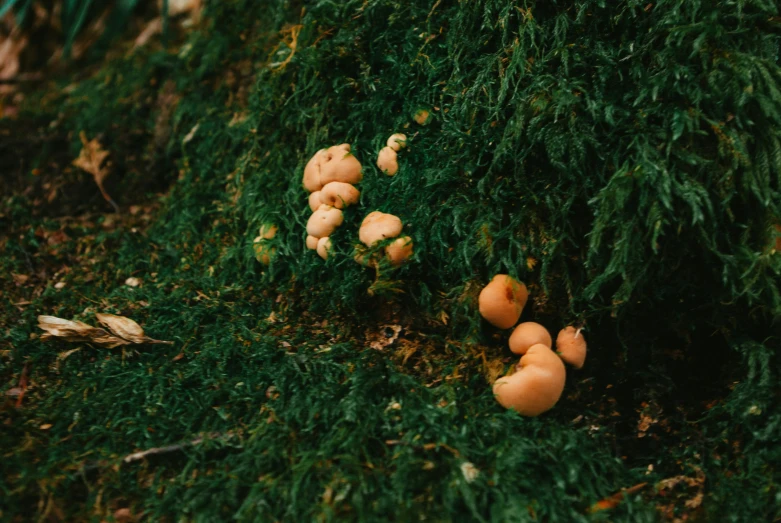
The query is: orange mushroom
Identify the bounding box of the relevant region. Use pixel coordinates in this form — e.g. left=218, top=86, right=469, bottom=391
left=385, top=236, right=413, bottom=266
left=359, top=211, right=403, bottom=247
left=308, top=191, right=323, bottom=212
left=319, top=144, right=363, bottom=186
left=316, top=237, right=332, bottom=260
left=377, top=146, right=399, bottom=176
left=478, top=275, right=528, bottom=329
left=508, top=322, right=552, bottom=355
left=386, top=133, right=407, bottom=152
left=306, top=204, right=344, bottom=238
left=492, top=344, right=566, bottom=416
left=555, top=326, right=587, bottom=369
left=321, top=182, right=360, bottom=209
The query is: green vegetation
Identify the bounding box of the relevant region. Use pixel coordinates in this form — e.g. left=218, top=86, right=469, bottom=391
left=2, top=0, right=780, bottom=520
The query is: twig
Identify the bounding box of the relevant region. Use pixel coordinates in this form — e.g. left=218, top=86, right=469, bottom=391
left=122, top=432, right=234, bottom=463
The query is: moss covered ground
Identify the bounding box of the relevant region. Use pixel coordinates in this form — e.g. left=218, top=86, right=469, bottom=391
left=2, top=1, right=781, bottom=520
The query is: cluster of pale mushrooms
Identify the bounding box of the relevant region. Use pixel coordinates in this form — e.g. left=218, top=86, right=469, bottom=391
left=255, top=133, right=584, bottom=418
left=478, top=274, right=587, bottom=416
left=294, top=135, right=414, bottom=265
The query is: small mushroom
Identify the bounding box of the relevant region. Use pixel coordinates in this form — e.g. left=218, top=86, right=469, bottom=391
left=321, top=182, right=360, bottom=209
left=359, top=211, right=403, bottom=247
left=386, top=133, right=407, bottom=152
left=478, top=275, right=528, bottom=329
left=253, top=238, right=276, bottom=265
left=556, top=326, right=587, bottom=369
left=308, top=191, right=323, bottom=212
left=306, top=204, right=344, bottom=238
left=316, top=237, right=332, bottom=260
left=413, top=108, right=431, bottom=125
left=306, top=235, right=319, bottom=250
left=377, top=146, right=399, bottom=176
left=509, top=322, right=552, bottom=355
left=492, top=343, right=566, bottom=416
left=259, top=224, right=278, bottom=240
left=385, top=236, right=413, bottom=266
left=319, top=144, right=363, bottom=186
left=303, top=149, right=327, bottom=193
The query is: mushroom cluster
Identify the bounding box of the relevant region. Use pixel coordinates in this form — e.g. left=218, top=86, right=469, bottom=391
left=476, top=274, right=588, bottom=416
left=253, top=223, right=278, bottom=265
left=493, top=322, right=588, bottom=416
left=376, top=133, right=407, bottom=177
left=302, top=144, right=363, bottom=260
left=355, top=211, right=414, bottom=267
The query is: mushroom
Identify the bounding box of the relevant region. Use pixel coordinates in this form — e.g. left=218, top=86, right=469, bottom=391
left=377, top=146, right=399, bottom=176
left=321, top=182, right=360, bottom=209
left=386, top=133, right=407, bottom=152
left=259, top=223, right=278, bottom=240
left=413, top=109, right=431, bottom=125
left=253, top=238, right=276, bottom=265
left=319, top=144, right=363, bottom=186
left=306, top=204, right=344, bottom=238
left=509, top=322, right=552, bottom=355
left=385, top=236, right=413, bottom=266
left=306, top=235, right=319, bottom=250
left=316, top=237, right=332, bottom=260
left=359, top=211, right=403, bottom=247
left=478, top=275, right=528, bottom=329
left=308, top=191, right=323, bottom=212
left=303, top=149, right=327, bottom=193
left=492, top=343, right=566, bottom=416
left=556, top=326, right=587, bottom=369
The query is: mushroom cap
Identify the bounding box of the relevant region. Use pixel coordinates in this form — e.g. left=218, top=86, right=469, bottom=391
left=321, top=182, right=360, bottom=209
left=316, top=237, right=332, bottom=260
left=413, top=109, right=431, bottom=125
left=555, top=326, right=587, bottom=369
left=319, top=144, right=363, bottom=186
left=259, top=224, right=278, bottom=240
left=306, top=204, right=344, bottom=238
left=492, top=344, right=566, bottom=416
left=308, top=191, right=323, bottom=212
left=359, top=211, right=403, bottom=247
left=253, top=238, right=276, bottom=265
left=385, top=236, right=413, bottom=266
left=306, top=235, right=319, bottom=250
left=386, top=133, right=407, bottom=152
left=377, top=146, right=399, bottom=176
left=303, top=149, right=327, bottom=193
left=509, top=322, right=552, bottom=355
left=478, top=275, right=528, bottom=329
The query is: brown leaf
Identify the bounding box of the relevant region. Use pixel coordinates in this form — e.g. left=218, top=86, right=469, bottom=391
left=38, top=315, right=130, bottom=349
left=95, top=313, right=172, bottom=345
left=72, top=132, right=118, bottom=212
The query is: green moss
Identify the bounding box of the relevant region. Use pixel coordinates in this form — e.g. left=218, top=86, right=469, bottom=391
left=2, top=0, right=781, bottom=520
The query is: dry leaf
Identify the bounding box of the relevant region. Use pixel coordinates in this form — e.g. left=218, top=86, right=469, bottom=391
left=95, top=313, right=173, bottom=345
left=369, top=324, right=402, bottom=350
left=38, top=315, right=131, bottom=349
left=72, top=132, right=118, bottom=212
